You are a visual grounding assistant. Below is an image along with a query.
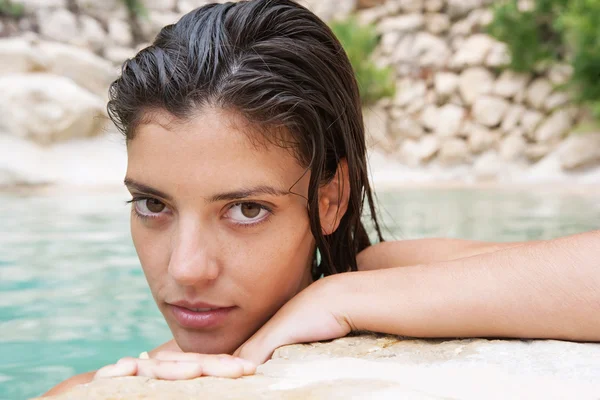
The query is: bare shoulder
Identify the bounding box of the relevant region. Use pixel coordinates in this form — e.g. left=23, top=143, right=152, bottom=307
left=357, top=238, right=525, bottom=271
left=41, top=371, right=96, bottom=397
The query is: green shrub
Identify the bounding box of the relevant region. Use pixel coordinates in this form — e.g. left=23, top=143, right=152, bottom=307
left=0, top=0, right=25, bottom=18
left=122, top=0, right=147, bottom=18
left=330, top=17, right=396, bottom=106
left=487, top=0, right=600, bottom=116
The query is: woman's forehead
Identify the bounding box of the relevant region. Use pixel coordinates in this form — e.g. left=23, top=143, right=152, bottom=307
left=125, top=108, right=308, bottom=199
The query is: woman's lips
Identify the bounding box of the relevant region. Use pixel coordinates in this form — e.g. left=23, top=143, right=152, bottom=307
left=169, top=304, right=236, bottom=329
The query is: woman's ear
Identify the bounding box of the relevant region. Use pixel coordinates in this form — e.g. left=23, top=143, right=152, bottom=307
left=318, top=159, right=350, bottom=235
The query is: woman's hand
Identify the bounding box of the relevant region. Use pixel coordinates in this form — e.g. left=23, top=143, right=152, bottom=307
left=234, top=275, right=353, bottom=365
left=94, top=351, right=256, bottom=380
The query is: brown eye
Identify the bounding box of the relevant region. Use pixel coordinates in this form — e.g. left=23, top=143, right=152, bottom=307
left=146, top=198, right=165, bottom=213
left=240, top=203, right=261, bottom=218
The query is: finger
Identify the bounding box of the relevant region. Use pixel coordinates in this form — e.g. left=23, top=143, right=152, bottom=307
left=154, top=351, right=256, bottom=376
left=94, top=358, right=137, bottom=379
left=136, top=359, right=205, bottom=380
left=190, top=356, right=249, bottom=377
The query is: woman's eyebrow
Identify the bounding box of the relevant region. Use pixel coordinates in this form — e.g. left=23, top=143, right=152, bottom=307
left=207, top=186, right=290, bottom=203
left=124, top=178, right=173, bottom=201
left=124, top=178, right=289, bottom=203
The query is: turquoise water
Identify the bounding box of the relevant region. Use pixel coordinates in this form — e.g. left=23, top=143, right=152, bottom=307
left=1, top=187, right=600, bottom=399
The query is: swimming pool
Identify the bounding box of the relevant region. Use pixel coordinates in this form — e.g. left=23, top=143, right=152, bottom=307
left=2, top=187, right=599, bottom=399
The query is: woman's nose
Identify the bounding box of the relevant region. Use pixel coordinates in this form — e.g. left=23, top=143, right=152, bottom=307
left=167, top=220, right=220, bottom=286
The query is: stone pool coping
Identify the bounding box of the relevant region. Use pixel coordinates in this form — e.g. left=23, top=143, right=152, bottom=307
left=36, top=334, right=600, bottom=400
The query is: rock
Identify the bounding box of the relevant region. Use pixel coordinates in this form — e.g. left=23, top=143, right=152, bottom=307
left=37, top=8, right=79, bottom=43
left=434, top=72, right=459, bottom=102
left=449, top=93, right=464, bottom=107
left=472, top=96, right=510, bottom=127
left=485, top=41, right=511, bottom=67
left=447, top=0, right=483, bottom=18
left=378, top=14, right=424, bottom=34
left=104, top=46, right=136, bottom=65
left=0, top=73, right=107, bottom=146
left=390, top=115, right=425, bottom=140
left=449, top=34, right=495, bottom=68
left=411, top=32, right=450, bottom=67
left=478, top=9, right=495, bottom=26
left=500, top=134, right=527, bottom=161
left=143, top=11, right=183, bottom=40
left=142, top=0, right=177, bottom=10
left=473, top=150, right=504, bottom=181
left=548, top=63, right=573, bottom=86
left=438, top=138, right=470, bottom=165
left=393, top=78, right=427, bottom=108
left=468, top=124, right=499, bottom=154
left=525, top=143, right=554, bottom=162
left=424, top=0, right=444, bottom=12
left=391, top=34, right=415, bottom=63
left=0, top=37, right=44, bottom=75
left=380, top=32, right=401, bottom=55
left=449, top=17, right=473, bottom=37
left=38, top=41, right=118, bottom=97
left=301, top=0, right=355, bottom=17
left=493, top=70, right=531, bottom=99
left=108, top=18, right=133, bottom=47
left=434, top=104, right=466, bottom=137
left=398, top=0, right=424, bottom=12
left=535, top=110, right=573, bottom=143
left=559, top=133, right=600, bottom=170
left=400, top=135, right=439, bottom=166
left=526, top=78, right=554, bottom=110
left=178, top=0, right=215, bottom=13
left=12, top=0, right=66, bottom=11
left=356, top=7, right=387, bottom=25
left=79, top=15, right=107, bottom=53
left=425, top=13, right=450, bottom=35
left=458, top=67, right=494, bottom=105
left=501, top=104, right=526, bottom=134
left=420, top=105, right=439, bottom=132
left=75, top=0, right=128, bottom=20
left=37, top=335, right=600, bottom=400
left=544, top=92, right=570, bottom=112
left=520, top=110, right=544, bottom=137
left=364, top=106, right=394, bottom=152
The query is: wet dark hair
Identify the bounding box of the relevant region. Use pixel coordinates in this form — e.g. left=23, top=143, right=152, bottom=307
left=108, top=0, right=384, bottom=278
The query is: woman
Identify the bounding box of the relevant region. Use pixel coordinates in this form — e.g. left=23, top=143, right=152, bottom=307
left=45, top=0, right=600, bottom=396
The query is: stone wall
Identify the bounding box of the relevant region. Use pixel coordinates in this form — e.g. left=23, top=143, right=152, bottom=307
left=356, top=0, right=600, bottom=180
left=1, top=0, right=600, bottom=187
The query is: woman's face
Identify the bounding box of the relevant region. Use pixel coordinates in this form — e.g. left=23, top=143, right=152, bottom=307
left=125, top=108, right=316, bottom=354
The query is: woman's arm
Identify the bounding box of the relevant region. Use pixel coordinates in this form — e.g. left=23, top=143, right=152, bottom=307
left=341, top=230, right=600, bottom=342
left=356, top=238, right=540, bottom=271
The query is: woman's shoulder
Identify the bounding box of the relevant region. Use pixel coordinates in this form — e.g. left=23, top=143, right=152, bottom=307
left=41, top=371, right=96, bottom=397
left=356, top=238, right=519, bottom=271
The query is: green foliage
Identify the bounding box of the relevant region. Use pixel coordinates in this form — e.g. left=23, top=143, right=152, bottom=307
left=121, top=0, right=148, bottom=19
left=487, top=0, right=600, bottom=117
left=330, top=17, right=396, bottom=106
left=0, top=0, right=25, bottom=18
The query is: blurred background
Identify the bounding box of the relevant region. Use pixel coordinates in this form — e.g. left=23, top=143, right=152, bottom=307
left=1, top=0, right=600, bottom=399
left=1, top=0, right=600, bottom=187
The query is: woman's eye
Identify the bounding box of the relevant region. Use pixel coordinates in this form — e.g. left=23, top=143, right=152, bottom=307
left=134, top=198, right=168, bottom=216
left=226, top=202, right=270, bottom=225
